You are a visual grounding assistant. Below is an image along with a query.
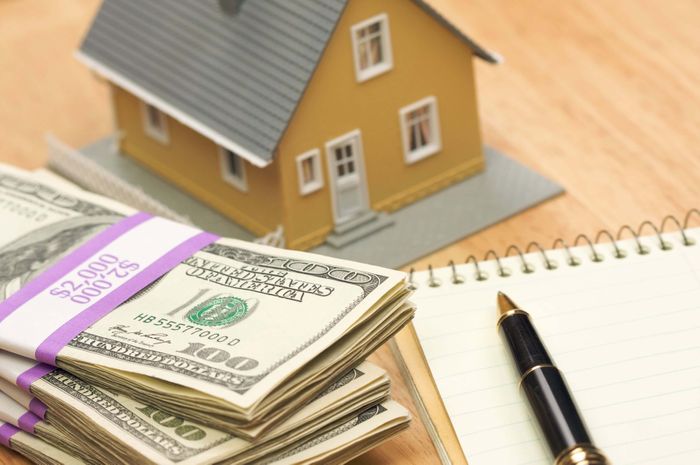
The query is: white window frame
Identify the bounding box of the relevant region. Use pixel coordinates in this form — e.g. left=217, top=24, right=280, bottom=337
left=295, top=149, right=324, bottom=196
left=350, top=13, right=393, bottom=83
left=218, top=146, right=248, bottom=192
left=141, top=102, right=169, bottom=144
left=399, top=96, right=442, bottom=164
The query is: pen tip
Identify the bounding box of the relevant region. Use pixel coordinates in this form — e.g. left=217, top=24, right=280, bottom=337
left=497, top=291, right=519, bottom=315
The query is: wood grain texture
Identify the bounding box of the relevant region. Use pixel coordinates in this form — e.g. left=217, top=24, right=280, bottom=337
left=2, top=1, right=700, bottom=464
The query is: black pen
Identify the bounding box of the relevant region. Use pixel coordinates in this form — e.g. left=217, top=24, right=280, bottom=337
left=497, top=292, right=610, bottom=465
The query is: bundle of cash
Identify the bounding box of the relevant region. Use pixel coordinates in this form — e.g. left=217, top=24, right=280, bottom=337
left=0, top=351, right=409, bottom=465
left=0, top=164, right=413, bottom=463
left=0, top=396, right=409, bottom=465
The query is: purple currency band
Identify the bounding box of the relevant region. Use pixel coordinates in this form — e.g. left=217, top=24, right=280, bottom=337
left=28, top=398, right=48, bottom=420
left=16, top=363, right=54, bottom=393
left=17, top=412, right=41, bottom=434
left=0, top=212, right=219, bottom=365
left=0, top=423, right=19, bottom=448
left=0, top=212, right=151, bottom=325
left=34, top=229, right=219, bottom=364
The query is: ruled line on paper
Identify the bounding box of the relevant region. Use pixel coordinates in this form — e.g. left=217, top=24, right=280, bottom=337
left=565, top=345, right=700, bottom=374
left=428, top=314, right=700, bottom=380
left=627, top=447, right=700, bottom=465
left=573, top=365, right=700, bottom=393
left=585, top=385, right=700, bottom=411
left=432, top=341, right=700, bottom=392
left=432, top=362, right=508, bottom=383
left=467, top=437, right=540, bottom=455
left=421, top=301, right=700, bottom=364
left=457, top=419, right=529, bottom=438
left=604, top=426, right=700, bottom=449
left=451, top=400, right=521, bottom=418
left=596, top=404, right=700, bottom=429
left=557, top=327, right=700, bottom=357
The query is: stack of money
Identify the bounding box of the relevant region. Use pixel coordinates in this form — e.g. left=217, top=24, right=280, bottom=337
left=0, top=164, right=414, bottom=464
left=0, top=353, right=409, bottom=465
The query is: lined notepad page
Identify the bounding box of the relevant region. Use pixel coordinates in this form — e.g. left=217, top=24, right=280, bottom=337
left=411, top=228, right=700, bottom=465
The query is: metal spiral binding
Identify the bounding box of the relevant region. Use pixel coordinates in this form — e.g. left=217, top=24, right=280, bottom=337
left=408, top=210, right=700, bottom=289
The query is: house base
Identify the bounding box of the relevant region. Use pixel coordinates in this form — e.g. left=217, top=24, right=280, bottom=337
left=48, top=136, right=563, bottom=268
left=326, top=211, right=395, bottom=248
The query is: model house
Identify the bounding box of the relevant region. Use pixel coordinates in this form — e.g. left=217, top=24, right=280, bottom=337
left=78, top=0, right=499, bottom=250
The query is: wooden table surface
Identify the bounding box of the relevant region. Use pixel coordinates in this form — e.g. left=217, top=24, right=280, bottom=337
left=3, top=1, right=700, bottom=464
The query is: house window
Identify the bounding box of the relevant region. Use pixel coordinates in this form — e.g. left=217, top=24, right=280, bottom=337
left=141, top=102, right=169, bottom=143
left=351, top=13, right=393, bottom=82
left=219, top=147, right=247, bottom=191
left=296, top=149, right=323, bottom=195
left=399, top=96, right=442, bottom=164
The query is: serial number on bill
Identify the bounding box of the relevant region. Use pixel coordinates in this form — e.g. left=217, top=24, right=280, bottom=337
left=132, top=313, right=241, bottom=346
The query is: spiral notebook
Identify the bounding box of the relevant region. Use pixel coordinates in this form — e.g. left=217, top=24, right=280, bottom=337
left=393, top=214, right=700, bottom=465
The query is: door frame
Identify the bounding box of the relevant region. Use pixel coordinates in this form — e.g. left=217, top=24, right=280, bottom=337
left=324, top=129, right=370, bottom=225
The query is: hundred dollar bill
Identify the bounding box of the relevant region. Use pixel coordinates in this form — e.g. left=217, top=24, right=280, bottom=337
left=0, top=400, right=409, bottom=465
left=0, top=164, right=415, bottom=437
left=0, top=351, right=390, bottom=465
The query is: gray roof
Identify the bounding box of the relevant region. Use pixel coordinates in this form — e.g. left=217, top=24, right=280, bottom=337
left=79, top=0, right=498, bottom=167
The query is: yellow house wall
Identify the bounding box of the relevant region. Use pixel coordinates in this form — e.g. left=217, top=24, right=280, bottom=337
left=277, top=0, right=485, bottom=250
left=111, top=85, right=284, bottom=235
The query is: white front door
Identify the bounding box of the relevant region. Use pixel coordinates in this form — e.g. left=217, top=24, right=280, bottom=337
left=326, top=130, right=369, bottom=224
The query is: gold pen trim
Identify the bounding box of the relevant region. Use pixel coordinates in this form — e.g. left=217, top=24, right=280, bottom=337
left=554, top=444, right=610, bottom=465
left=518, top=363, right=557, bottom=389
left=496, top=308, right=529, bottom=328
